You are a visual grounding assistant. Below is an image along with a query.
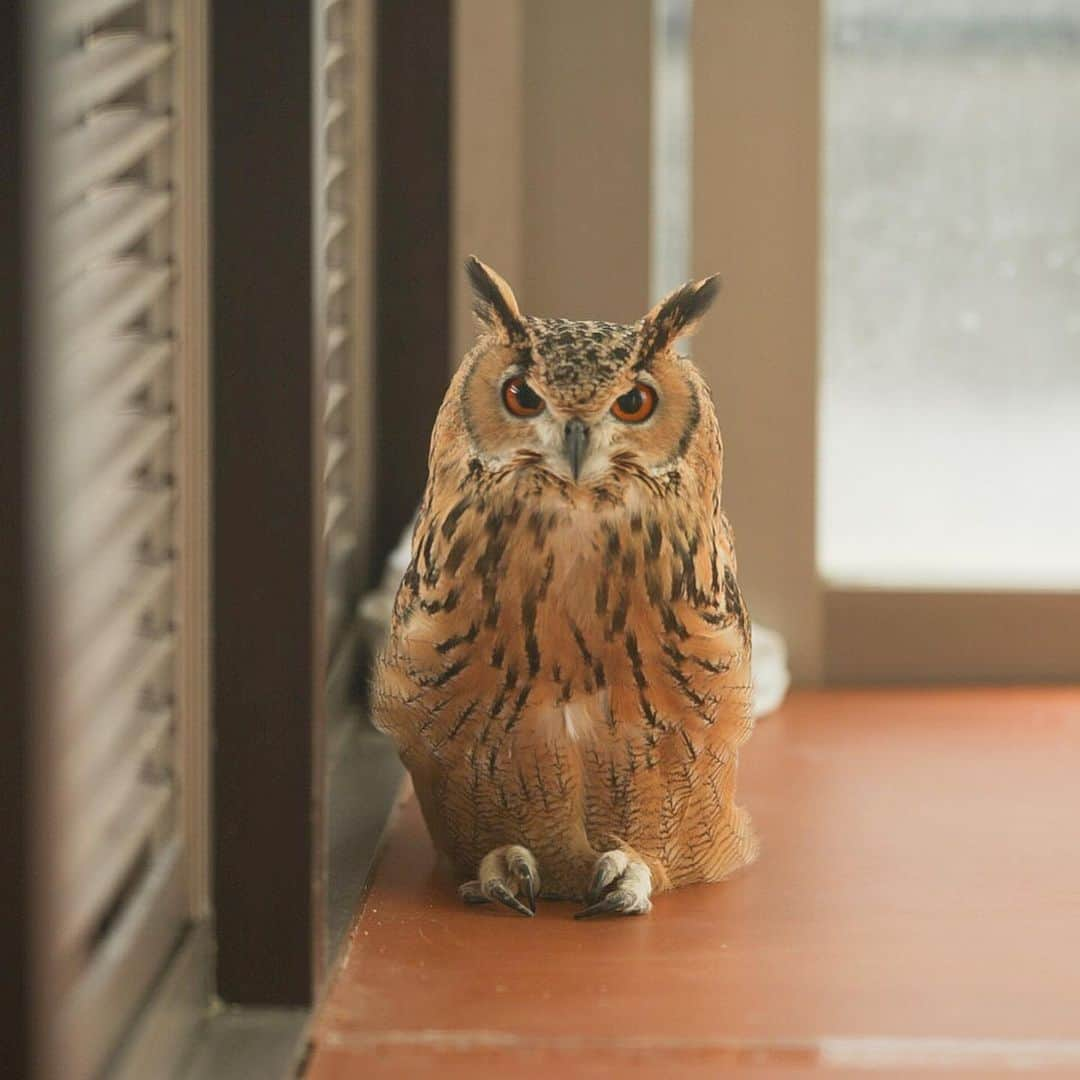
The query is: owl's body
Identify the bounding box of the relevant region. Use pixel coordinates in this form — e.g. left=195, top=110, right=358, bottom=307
left=372, top=260, right=757, bottom=916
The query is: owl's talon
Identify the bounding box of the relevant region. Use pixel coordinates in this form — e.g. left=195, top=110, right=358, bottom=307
left=575, top=889, right=643, bottom=918
left=461, top=844, right=541, bottom=917
left=586, top=850, right=629, bottom=904
left=489, top=880, right=534, bottom=917
left=576, top=851, right=652, bottom=919
left=507, top=850, right=538, bottom=912
left=520, top=868, right=537, bottom=912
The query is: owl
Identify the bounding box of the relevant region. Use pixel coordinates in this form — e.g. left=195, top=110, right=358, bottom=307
left=371, top=257, right=757, bottom=918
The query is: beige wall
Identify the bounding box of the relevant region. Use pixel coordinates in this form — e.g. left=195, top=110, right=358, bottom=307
left=453, top=0, right=653, bottom=352
left=521, top=0, right=653, bottom=324
left=452, top=0, right=526, bottom=365
left=692, top=1, right=823, bottom=683
left=453, top=1, right=823, bottom=681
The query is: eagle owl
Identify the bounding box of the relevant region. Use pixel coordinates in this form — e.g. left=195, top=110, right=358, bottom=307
left=372, top=258, right=757, bottom=918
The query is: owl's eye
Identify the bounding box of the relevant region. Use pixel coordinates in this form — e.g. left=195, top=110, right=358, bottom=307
left=502, top=375, right=545, bottom=417
left=611, top=382, right=658, bottom=423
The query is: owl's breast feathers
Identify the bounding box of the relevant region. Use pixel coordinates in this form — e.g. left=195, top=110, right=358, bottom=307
left=371, top=448, right=757, bottom=891
left=375, top=443, right=752, bottom=750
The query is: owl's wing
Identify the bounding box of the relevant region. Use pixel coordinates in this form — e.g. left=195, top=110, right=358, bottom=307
left=716, top=508, right=737, bottom=577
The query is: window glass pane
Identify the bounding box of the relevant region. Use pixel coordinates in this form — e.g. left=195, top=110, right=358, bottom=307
left=652, top=0, right=692, bottom=300
left=821, top=0, right=1080, bottom=588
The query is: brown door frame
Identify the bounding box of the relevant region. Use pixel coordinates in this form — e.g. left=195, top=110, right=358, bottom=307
left=372, top=0, right=453, bottom=575
left=1, top=2, right=32, bottom=1070
left=210, top=0, right=323, bottom=1005
left=211, top=0, right=455, bottom=1007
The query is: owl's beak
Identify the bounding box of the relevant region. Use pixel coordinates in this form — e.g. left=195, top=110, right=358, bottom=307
left=564, top=418, right=589, bottom=482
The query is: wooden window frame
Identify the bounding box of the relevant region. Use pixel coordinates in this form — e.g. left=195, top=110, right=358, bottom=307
left=111, top=0, right=216, bottom=1070
left=4, top=1, right=214, bottom=1073
left=112, top=1, right=216, bottom=1072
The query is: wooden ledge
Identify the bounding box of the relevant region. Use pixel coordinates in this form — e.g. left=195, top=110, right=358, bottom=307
left=306, top=688, right=1080, bottom=1077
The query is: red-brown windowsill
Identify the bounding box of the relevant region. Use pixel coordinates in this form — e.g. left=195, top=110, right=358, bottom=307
left=306, top=688, right=1080, bottom=1077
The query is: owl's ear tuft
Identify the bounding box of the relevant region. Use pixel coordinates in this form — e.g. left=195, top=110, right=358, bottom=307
left=637, top=274, right=721, bottom=365
left=465, top=256, right=527, bottom=345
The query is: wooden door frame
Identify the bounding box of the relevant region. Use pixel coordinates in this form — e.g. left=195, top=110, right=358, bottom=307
left=210, top=0, right=324, bottom=1005
left=210, top=0, right=456, bottom=1008
left=1, top=3, right=33, bottom=1072
left=372, top=0, right=453, bottom=574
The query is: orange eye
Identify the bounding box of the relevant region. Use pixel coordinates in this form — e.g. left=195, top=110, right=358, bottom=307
left=611, top=382, right=658, bottom=423
left=502, top=375, right=545, bottom=417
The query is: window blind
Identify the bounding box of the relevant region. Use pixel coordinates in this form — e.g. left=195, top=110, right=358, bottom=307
left=319, top=0, right=365, bottom=661
left=39, top=1, right=204, bottom=1075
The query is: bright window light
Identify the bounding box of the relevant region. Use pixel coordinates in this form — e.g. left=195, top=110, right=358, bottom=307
left=821, top=0, right=1080, bottom=589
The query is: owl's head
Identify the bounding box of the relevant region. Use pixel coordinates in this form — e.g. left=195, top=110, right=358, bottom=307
left=458, top=257, right=720, bottom=487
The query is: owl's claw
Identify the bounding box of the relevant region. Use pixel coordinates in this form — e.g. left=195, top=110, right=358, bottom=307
left=575, top=850, right=652, bottom=919
left=519, top=867, right=537, bottom=913
left=575, top=888, right=649, bottom=918
left=459, top=844, right=540, bottom=917
left=489, top=880, right=534, bottom=917
left=586, top=849, right=629, bottom=904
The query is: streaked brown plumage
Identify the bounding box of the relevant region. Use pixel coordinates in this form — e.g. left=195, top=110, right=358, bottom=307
left=372, top=258, right=757, bottom=917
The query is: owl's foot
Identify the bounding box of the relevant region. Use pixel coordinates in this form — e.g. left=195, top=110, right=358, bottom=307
left=575, top=850, right=652, bottom=919
left=458, top=844, right=539, bottom=917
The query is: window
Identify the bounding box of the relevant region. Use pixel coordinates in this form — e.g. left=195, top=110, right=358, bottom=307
left=821, top=0, right=1080, bottom=590
left=651, top=0, right=692, bottom=301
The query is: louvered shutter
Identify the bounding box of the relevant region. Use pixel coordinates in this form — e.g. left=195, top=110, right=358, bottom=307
left=318, top=0, right=367, bottom=662
left=38, top=1, right=208, bottom=1076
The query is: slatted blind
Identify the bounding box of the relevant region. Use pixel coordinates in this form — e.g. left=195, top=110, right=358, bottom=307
left=39, top=1, right=206, bottom=1075
left=319, top=0, right=366, bottom=660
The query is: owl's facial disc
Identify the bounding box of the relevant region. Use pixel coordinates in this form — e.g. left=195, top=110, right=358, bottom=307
left=507, top=394, right=608, bottom=484
left=498, top=374, right=594, bottom=481
left=459, top=323, right=703, bottom=487
left=489, top=372, right=627, bottom=484
left=496, top=373, right=664, bottom=485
